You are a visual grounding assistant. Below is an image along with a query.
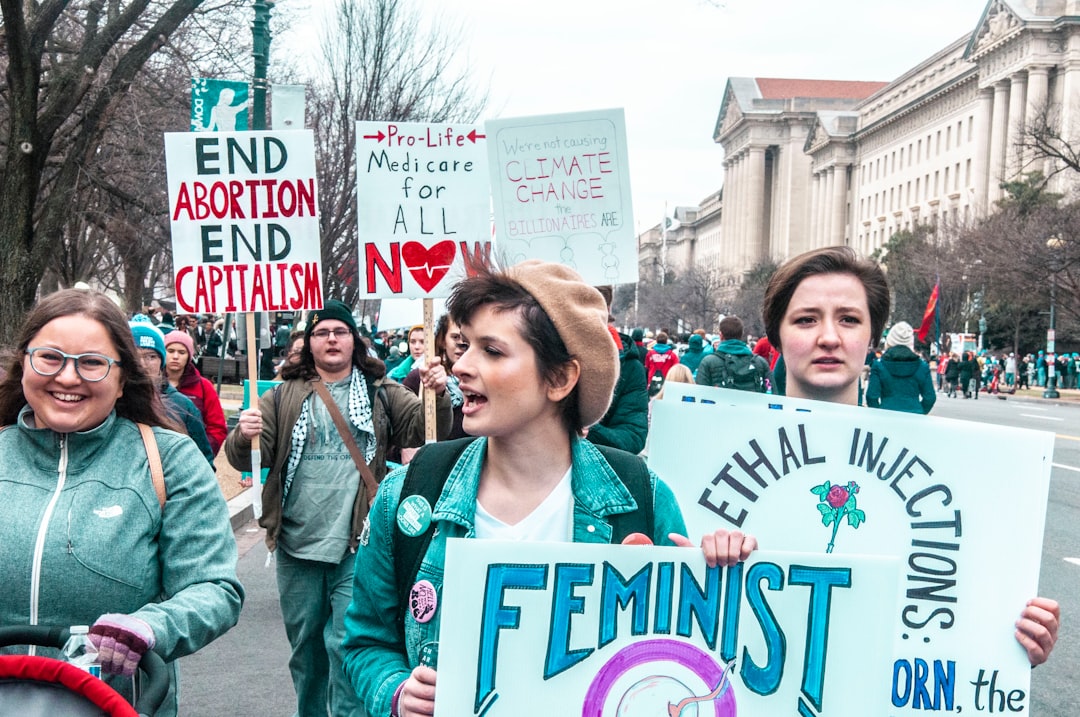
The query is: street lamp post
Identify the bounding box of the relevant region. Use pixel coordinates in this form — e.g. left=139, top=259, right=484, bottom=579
left=252, top=0, right=274, bottom=132
left=1044, top=236, right=1064, bottom=399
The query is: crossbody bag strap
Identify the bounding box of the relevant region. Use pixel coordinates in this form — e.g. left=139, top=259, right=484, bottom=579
left=310, top=379, right=380, bottom=500
left=137, top=423, right=166, bottom=510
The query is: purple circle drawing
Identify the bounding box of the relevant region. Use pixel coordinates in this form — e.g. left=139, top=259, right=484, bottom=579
left=582, top=639, right=736, bottom=717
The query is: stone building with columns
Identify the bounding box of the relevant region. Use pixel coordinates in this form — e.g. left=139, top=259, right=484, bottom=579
left=641, top=0, right=1080, bottom=280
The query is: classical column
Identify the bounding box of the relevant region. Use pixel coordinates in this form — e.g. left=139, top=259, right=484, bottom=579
left=987, top=80, right=1011, bottom=205
left=809, top=171, right=821, bottom=249
left=746, top=146, right=766, bottom=262
left=728, top=154, right=740, bottom=267
left=1005, top=72, right=1028, bottom=179
left=972, top=87, right=994, bottom=213
left=1025, top=65, right=1050, bottom=178
left=832, top=163, right=848, bottom=245
left=721, top=158, right=733, bottom=269
left=1060, top=32, right=1080, bottom=162
left=823, top=167, right=835, bottom=249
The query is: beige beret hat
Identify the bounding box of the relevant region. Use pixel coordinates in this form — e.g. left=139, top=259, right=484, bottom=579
left=507, top=260, right=618, bottom=428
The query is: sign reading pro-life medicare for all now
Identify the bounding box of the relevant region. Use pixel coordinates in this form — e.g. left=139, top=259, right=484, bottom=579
left=165, top=130, right=324, bottom=314
left=647, top=388, right=1054, bottom=716
left=486, top=108, right=636, bottom=286
left=356, top=121, right=491, bottom=299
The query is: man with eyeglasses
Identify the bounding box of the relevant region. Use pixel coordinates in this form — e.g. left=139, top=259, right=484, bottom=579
left=129, top=318, right=215, bottom=466
left=224, top=299, right=452, bottom=717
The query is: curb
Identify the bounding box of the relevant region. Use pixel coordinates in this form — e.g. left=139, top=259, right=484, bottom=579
left=228, top=487, right=256, bottom=530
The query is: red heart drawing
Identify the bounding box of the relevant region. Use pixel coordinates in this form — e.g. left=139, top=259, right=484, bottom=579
left=402, top=240, right=456, bottom=293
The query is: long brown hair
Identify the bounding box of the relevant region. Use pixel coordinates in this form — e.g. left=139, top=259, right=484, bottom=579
left=0, top=289, right=177, bottom=430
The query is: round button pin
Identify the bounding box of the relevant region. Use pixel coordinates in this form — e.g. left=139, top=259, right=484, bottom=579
left=397, top=495, right=432, bottom=537
left=410, top=580, right=438, bottom=624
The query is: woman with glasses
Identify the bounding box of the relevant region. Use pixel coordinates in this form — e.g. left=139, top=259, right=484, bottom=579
left=0, top=289, right=243, bottom=716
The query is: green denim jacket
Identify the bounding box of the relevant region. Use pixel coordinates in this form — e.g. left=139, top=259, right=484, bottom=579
left=340, top=437, right=687, bottom=717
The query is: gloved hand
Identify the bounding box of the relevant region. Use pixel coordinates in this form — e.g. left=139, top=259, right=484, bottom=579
left=88, top=613, right=156, bottom=677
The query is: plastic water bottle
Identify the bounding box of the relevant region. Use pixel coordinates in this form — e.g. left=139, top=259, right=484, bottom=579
left=61, top=625, right=102, bottom=678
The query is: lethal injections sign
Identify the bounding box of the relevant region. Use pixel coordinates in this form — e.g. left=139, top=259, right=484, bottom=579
left=356, top=121, right=491, bottom=299
left=437, top=540, right=899, bottom=717
left=486, top=109, right=637, bottom=286
left=648, top=388, right=1054, bottom=716
left=165, top=130, right=324, bottom=313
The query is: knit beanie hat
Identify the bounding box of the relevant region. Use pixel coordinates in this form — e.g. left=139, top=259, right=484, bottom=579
left=305, top=299, right=358, bottom=338
left=130, top=318, right=166, bottom=369
left=631, top=328, right=645, bottom=343
left=164, top=330, right=196, bottom=359
left=688, top=334, right=704, bottom=351
left=885, top=321, right=914, bottom=350
left=507, top=260, right=618, bottom=428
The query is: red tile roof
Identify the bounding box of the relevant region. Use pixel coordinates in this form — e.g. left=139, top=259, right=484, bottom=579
left=755, top=78, right=889, bottom=100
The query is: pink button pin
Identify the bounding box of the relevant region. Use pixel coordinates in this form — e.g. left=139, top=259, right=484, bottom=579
left=409, top=580, right=438, bottom=623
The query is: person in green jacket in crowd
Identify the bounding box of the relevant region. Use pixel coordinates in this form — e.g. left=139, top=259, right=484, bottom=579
left=865, top=320, right=937, bottom=415
left=341, top=260, right=756, bottom=717
left=585, top=285, right=649, bottom=454
left=0, top=289, right=243, bottom=717
left=680, top=333, right=707, bottom=377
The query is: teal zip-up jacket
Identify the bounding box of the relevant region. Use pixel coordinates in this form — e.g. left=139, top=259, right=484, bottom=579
left=340, top=437, right=687, bottom=717
left=0, top=408, right=244, bottom=715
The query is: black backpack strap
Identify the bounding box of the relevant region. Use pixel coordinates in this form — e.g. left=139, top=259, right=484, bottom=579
left=394, top=437, right=478, bottom=628
left=593, top=445, right=654, bottom=543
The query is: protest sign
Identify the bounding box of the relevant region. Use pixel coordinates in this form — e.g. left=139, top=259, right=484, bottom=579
left=486, top=109, right=637, bottom=285
left=190, top=78, right=249, bottom=132
left=165, top=130, right=323, bottom=314
left=648, top=389, right=1054, bottom=715
left=356, top=121, right=491, bottom=299
left=438, top=539, right=898, bottom=717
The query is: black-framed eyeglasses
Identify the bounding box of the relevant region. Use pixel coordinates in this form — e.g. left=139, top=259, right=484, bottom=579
left=311, top=328, right=352, bottom=340
left=26, top=347, right=121, bottom=382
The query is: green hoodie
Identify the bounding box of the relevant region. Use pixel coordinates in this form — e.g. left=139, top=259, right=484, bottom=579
left=0, top=409, right=244, bottom=715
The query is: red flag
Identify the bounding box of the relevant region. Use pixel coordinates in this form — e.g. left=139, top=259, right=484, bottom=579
left=916, top=283, right=939, bottom=343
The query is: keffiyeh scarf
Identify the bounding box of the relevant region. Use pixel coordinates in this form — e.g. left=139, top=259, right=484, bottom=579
left=282, top=369, right=377, bottom=505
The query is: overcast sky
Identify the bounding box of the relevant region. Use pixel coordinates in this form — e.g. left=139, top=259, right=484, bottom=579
left=286, top=0, right=992, bottom=233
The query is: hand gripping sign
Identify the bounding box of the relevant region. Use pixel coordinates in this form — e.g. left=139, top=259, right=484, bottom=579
left=165, top=130, right=324, bottom=314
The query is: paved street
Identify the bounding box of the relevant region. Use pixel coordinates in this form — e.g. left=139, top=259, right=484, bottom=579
left=180, top=388, right=1079, bottom=716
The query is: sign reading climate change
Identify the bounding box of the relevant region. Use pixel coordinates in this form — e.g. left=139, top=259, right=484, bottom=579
left=648, top=387, right=1053, bottom=716
left=486, top=109, right=636, bottom=285
left=356, top=121, right=491, bottom=299
left=437, top=540, right=899, bottom=717
left=165, top=130, right=323, bottom=313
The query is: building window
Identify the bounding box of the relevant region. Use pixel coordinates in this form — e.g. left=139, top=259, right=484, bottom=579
left=944, top=167, right=950, bottom=192
left=936, top=130, right=942, bottom=155
left=955, top=162, right=961, bottom=191
left=917, top=139, right=922, bottom=163
left=965, top=159, right=971, bottom=186
left=946, top=126, right=952, bottom=151
left=900, top=147, right=904, bottom=169
left=968, top=116, right=974, bottom=143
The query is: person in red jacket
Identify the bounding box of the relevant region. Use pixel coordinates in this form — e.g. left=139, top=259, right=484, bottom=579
left=164, top=330, right=227, bottom=456
left=645, top=331, right=681, bottom=396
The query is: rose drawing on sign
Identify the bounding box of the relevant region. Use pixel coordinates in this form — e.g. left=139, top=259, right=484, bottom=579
left=809, top=480, right=866, bottom=553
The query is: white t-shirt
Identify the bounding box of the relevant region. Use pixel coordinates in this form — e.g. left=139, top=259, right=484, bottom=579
left=474, top=468, right=573, bottom=542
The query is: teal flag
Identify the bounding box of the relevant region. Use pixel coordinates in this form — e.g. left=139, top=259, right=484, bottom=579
left=190, top=78, right=249, bottom=132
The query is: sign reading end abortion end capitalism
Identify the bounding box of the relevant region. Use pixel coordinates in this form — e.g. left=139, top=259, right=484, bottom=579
left=165, top=130, right=323, bottom=313
left=436, top=540, right=899, bottom=717
left=486, top=109, right=636, bottom=286
left=647, top=389, right=1054, bottom=716
left=356, top=121, right=491, bottom=299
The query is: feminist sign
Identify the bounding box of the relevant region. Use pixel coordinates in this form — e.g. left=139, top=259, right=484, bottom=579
left=437, top=540, right=898, bottom=716
left=165, top=130, right=323, bottom=313
left=357, top=121, right=491, bottom=299
left=648, top=389, right=1053, bottom=716
left=486, top=108, right=636, bottom=285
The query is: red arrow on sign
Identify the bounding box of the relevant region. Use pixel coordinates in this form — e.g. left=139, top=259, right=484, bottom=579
left=467, top=129, right=486, bottom=143
left=363, top=131, right=386, bottom=142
